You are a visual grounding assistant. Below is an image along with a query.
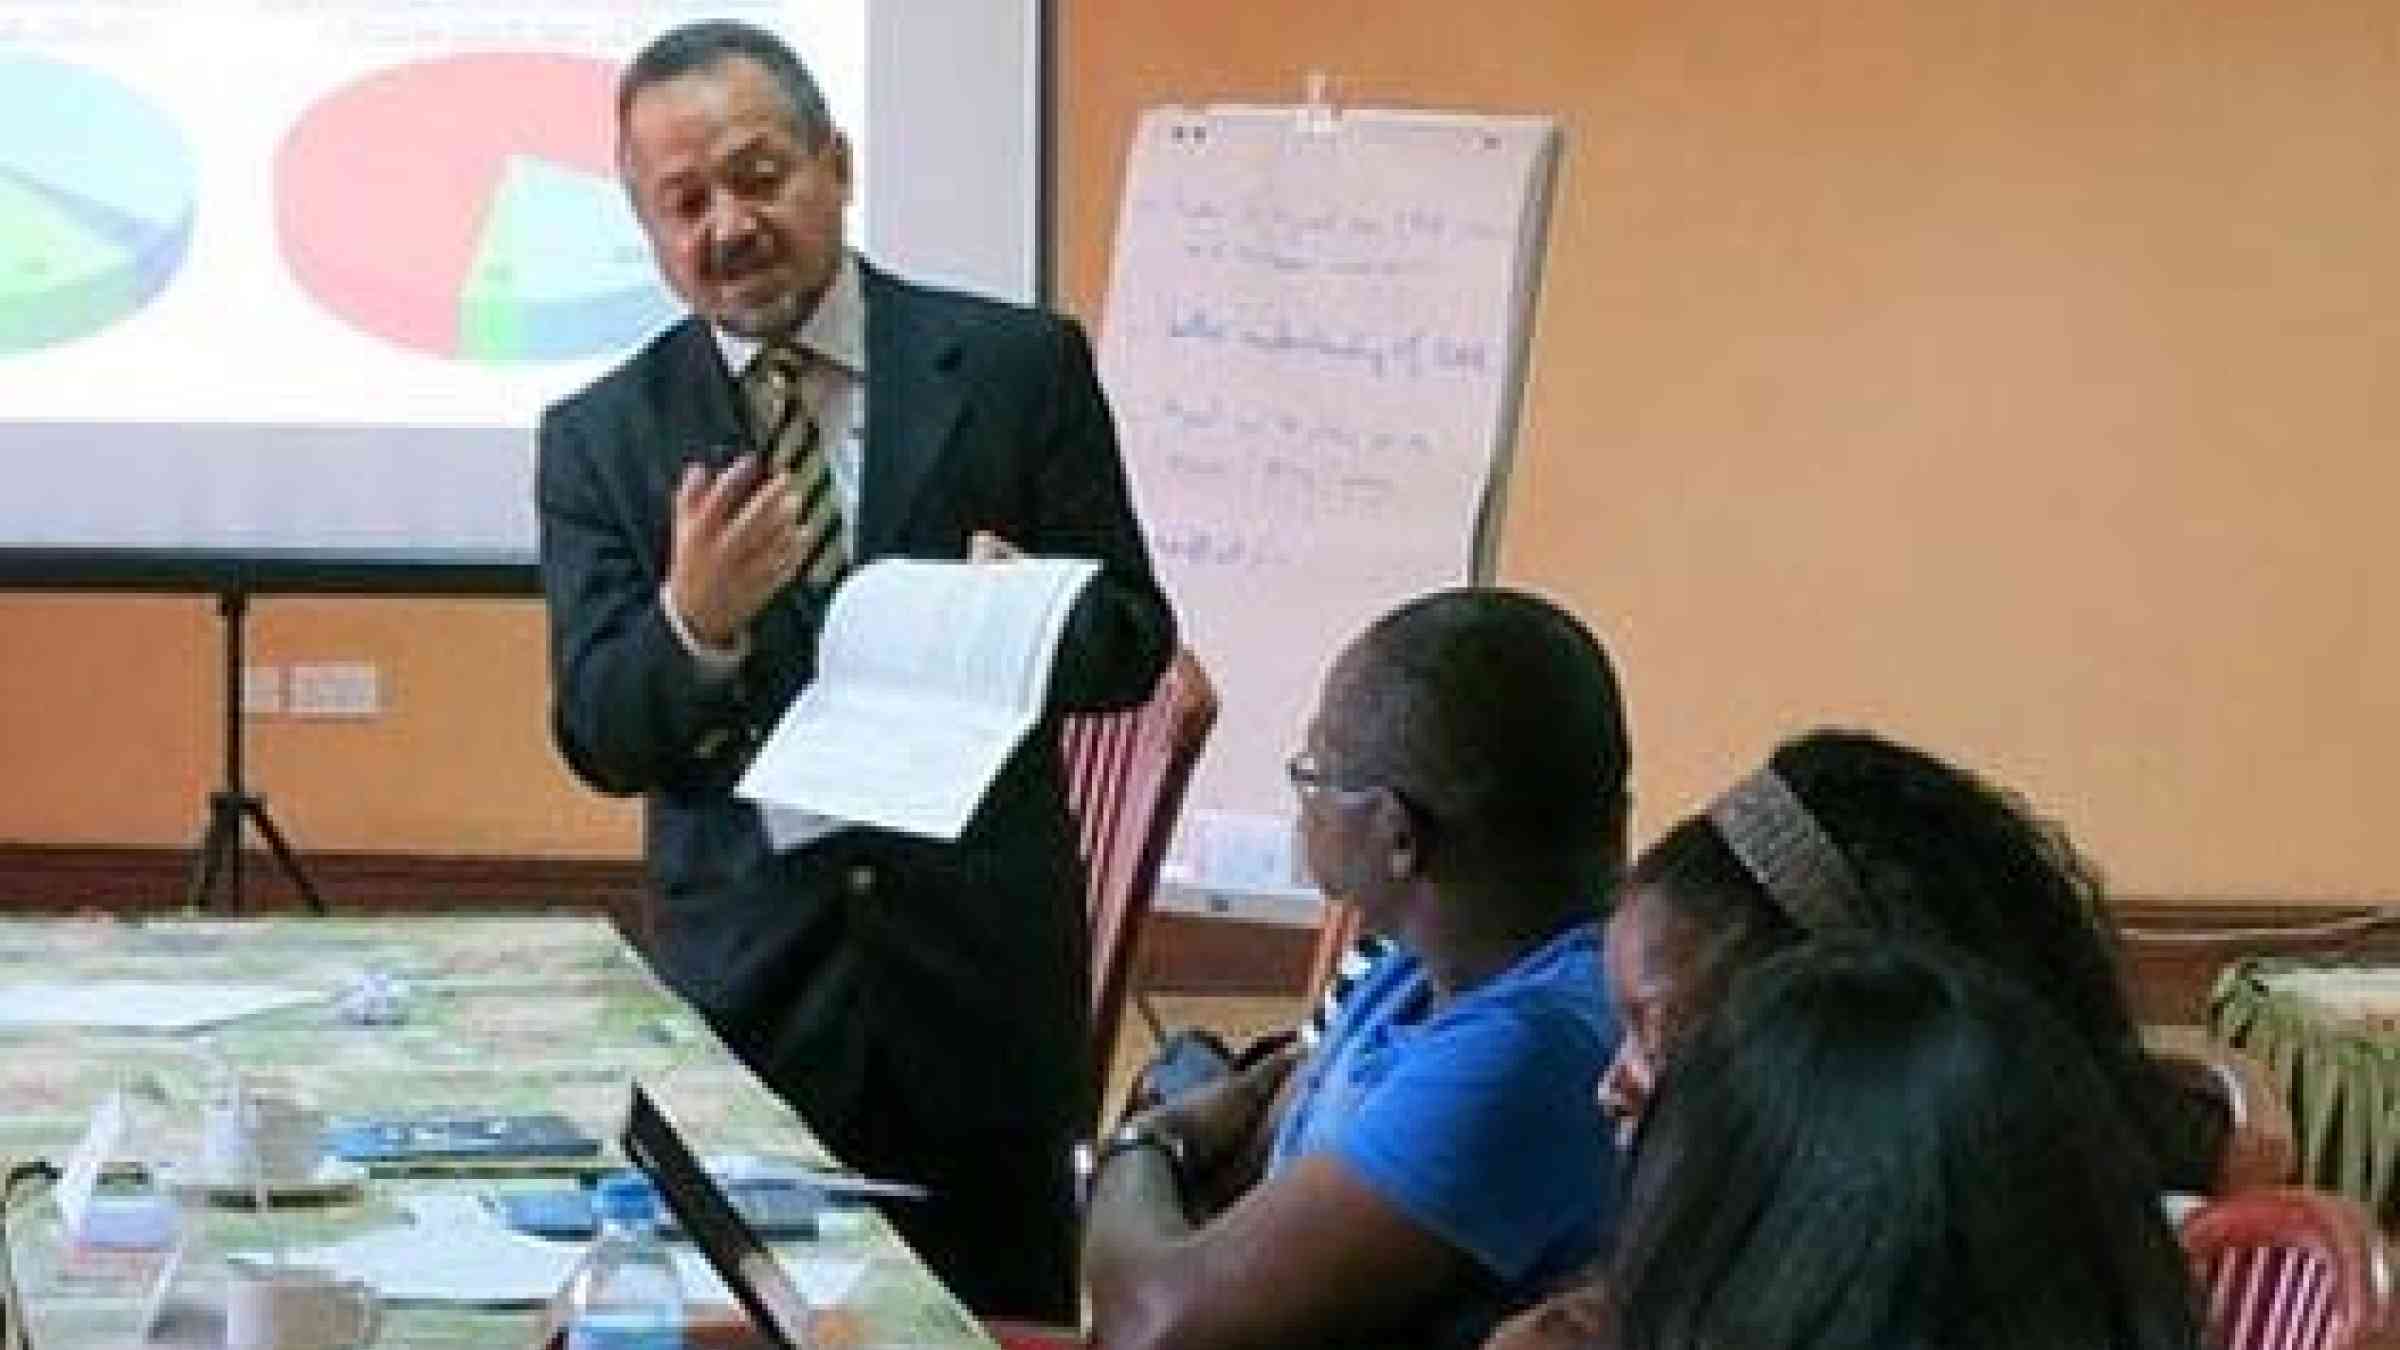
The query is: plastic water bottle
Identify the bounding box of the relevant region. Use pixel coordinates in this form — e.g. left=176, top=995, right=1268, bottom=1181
left=563, top=1171, right=684, bottom=1350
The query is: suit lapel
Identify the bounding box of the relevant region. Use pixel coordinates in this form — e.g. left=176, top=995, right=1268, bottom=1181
left=859, top=267, right=966, bottom=557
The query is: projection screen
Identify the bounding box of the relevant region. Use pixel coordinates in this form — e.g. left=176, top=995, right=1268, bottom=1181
left=0, top=1, right=1043, bottom=575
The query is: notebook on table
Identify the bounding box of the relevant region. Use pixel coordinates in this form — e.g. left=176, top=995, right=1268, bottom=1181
left=326, top=1111, right=601, bottom=1170
left=491, top=1174, right=824, bottom=1242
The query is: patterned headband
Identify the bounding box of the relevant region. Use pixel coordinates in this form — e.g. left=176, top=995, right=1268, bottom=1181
left=1705, top=766, right=1866, bottom=931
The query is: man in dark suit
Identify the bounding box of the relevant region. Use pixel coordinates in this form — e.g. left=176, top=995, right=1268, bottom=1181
left=535, top=20, right=1174, bottom=1319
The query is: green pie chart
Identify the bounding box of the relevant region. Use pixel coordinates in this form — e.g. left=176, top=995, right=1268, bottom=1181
left=0, top=55, right=196, bottom=354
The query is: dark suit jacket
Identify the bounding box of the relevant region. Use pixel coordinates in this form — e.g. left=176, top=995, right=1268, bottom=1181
left=536, top=265, right=1175, bottom=1151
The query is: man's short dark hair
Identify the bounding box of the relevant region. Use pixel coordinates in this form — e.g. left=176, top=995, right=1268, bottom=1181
left=1343, top=587, right=1631, bottom=874
left=617, top=20, right=834, bottom=147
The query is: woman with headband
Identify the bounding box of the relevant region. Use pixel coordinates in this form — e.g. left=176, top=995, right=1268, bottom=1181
left=1506, top=939, right=2204, bottom=1350
left=1591, top=729, right=2211, bottom=1181
left=1483, top=728, right=2220, bottom=1350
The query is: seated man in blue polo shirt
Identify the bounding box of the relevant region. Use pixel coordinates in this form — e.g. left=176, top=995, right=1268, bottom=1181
left=1084, top=587, right=1631, bottom=1350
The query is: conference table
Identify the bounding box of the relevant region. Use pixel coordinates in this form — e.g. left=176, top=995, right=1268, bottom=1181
left=0, top=914, right=997, bottom=1348
left=2212, top=956, right=2400, bottom=1228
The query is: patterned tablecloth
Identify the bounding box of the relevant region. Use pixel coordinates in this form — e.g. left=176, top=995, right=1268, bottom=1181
left=0, top=915, right=995, bottom=1348
left=2212, top=957, right=2400, bottom=1228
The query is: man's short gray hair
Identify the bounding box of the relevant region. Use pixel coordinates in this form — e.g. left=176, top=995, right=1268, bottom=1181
left=617, top=20, right=835, bottom=148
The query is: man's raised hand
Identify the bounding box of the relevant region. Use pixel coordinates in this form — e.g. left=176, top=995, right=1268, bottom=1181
left=665, top=454, right=804, bottom=650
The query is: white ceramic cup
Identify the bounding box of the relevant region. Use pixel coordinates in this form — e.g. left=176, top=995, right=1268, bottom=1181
left=201, top=1088, right=327, bottom=1181
left=223, top=1265, right=380, bottom=1350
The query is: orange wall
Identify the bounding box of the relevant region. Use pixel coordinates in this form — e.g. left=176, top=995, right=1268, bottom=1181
left=5, top=0, right=2394, bottom=902
left=1057, top=0, right=2397, bottom=900
left=0, top=595, right=636, bottom=857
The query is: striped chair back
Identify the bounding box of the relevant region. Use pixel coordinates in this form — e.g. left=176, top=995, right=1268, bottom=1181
left=2184, top=1187, right=2393, bottom=1350
left=1304, top=900, right=1366, bottom=1013
left=1059, top=648, right=1217, bottom=1094
left=2211, top=1244, right=2343, bottom=1350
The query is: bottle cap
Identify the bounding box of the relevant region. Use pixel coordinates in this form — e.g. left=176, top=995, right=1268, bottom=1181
left=592, top=1170, right=661, bottom=1224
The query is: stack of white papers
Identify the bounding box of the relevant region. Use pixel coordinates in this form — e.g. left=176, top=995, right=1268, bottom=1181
left=247, top=1193, right=865, bottom=1309
left=0, top=981, right=320, bottom=1031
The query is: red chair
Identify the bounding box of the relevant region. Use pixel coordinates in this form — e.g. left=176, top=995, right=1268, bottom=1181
left=973, top=654, right=1214, bottom=1350
left=1304, top=900, right=1365, bottom=1011
left=1059, top=647, right=1218, bottom=1096
left=2183, top=1186, right=2396, bottom=1350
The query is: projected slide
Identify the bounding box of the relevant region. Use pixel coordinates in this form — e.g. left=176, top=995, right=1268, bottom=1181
left=0, top=55, right=195, bottom=354
left=276, top=53, right=677, bottom=363
left=0, top=1, right=1044, bottom=557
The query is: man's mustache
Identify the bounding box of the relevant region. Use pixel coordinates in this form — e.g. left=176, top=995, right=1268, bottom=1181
left=709, top=232, right=774, bottom=275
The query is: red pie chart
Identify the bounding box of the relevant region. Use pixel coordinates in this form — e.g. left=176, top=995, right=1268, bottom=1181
left=276, top=53, right=679, bottom=362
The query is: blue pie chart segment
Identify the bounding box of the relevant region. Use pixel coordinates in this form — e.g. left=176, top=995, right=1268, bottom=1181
left=460, top=154, right=676, bottom=360
left=0, top=55, right=196, bottom=354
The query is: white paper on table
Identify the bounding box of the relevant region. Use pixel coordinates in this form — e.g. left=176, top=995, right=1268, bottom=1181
left=0, top=981, right=321, bottom=1031
left=255, top=1194, right=578, bottom=1307
left=248, top=1192, right=869, bottom=1310
left=739, top=556, right=1101, bottom=845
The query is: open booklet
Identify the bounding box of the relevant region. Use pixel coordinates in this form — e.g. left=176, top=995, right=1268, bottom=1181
left=736, top=556, right=1100, bottom=847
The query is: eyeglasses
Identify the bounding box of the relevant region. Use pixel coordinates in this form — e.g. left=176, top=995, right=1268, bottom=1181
left=1285, top=750, right=1379, bottom=804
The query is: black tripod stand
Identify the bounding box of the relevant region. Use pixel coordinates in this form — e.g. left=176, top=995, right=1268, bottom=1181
left=184, top=586, right=325, bottom=914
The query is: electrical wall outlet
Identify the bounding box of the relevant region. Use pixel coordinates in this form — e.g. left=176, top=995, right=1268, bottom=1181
left=241, top=664, right=283, bottom=716
left=288, top=662, right=382, bottom=718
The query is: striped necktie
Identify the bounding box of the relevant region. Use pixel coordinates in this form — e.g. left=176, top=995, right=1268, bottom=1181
left=743, top=342, right=845, bottom=589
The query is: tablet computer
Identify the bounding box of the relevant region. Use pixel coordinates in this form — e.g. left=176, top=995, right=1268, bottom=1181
left=620, top=1085, right=813, bottom=1350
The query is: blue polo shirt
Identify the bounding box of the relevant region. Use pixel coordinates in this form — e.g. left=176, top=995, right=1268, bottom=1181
left=1267, top=921, right=1624, bottom=1342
